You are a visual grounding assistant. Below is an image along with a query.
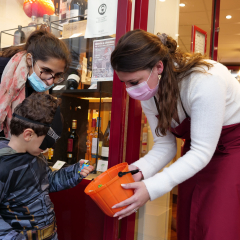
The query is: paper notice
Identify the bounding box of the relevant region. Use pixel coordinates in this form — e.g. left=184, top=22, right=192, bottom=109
left=85, top=0, right=118, bottom=38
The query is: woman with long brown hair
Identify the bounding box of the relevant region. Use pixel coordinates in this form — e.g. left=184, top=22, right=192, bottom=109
left=0, top=29, right=71, bottom=138
left=111, top=29, right=240, bottom=240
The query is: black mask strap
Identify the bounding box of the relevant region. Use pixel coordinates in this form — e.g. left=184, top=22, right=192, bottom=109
left=12, top=113, right=51, bottom=127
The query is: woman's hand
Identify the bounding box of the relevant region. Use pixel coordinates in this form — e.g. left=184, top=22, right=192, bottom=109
left=79, top=160, right=94, bottom=177
left=112, top=181, right=150, bottom=220
left=128, top=165, right=143, bottom=182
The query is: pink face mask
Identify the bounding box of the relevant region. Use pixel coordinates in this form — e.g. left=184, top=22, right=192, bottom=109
left=126, top=69, right=159, bottom=101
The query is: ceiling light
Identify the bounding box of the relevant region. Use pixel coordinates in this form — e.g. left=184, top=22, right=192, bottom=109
left=179, top=3, right=185, bottom=7
left=226, top=15, right=232, bottom=19
left=159, top=0, right=166, bottom=2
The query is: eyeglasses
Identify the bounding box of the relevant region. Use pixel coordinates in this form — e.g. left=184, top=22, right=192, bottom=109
left=35, top=61, right=65, bottom=84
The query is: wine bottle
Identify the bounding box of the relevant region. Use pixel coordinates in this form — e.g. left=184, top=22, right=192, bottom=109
left=67, top=120, right=79, bottom=164
left=101, top=118, right=110, bottom=161
left=91, top=117, right=103, bottom=168
left=90, top=118, right=97, bottom=168
left=85, top=133, right=91, bottom=161
left=54, top=0, right=60, bottom=16
left=97, top=117, right=104, bottom=158
left=142, top=116, right=148, bottom=154
left=13, top=25, right=26, bottom=46
left=66, top=74, right=80, bottom=89
left=69, top=0, right=84, bottom=23
left=84, top=0, right=88, bottom=19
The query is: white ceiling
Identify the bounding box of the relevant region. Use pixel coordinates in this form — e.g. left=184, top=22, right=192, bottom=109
left=178, top=0, right=240, bottom=65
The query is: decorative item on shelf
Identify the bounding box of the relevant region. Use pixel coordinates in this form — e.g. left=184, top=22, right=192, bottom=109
left=23, top=0, right=55, bottom=18
left=13, top=25, right=26, bottom=46
left=67, top=119, right=79, bottom=164
left=66, top=73, right=81, bottom=90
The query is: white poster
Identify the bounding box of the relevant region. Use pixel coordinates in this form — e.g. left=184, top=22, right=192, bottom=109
left=195, top=31, right=206, bottom=55
left=85, top=0, right=118, bottom=38
left=92, top=38, right=115, bottom=82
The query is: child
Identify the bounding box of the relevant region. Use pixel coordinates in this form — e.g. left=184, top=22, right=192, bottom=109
left=0, top=93, right=93, bottom=240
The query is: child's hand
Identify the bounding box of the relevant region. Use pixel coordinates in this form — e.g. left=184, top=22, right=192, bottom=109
left=79, top=160, right=94, bottom=178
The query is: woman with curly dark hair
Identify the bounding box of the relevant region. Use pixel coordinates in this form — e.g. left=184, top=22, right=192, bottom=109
left=0, top=30, right=71, bottom=138
left=111, top=29, right=240, bottom=240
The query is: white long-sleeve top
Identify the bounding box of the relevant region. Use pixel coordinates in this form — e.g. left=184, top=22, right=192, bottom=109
left=133, top=60, right=240, bottom=201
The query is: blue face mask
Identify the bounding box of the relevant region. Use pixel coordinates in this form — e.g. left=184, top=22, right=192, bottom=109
left=28, top=58, right=54, bottom=92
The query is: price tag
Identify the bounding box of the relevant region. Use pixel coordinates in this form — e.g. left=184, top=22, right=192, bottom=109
left=53, top=85, right=66, bottom=91
left=96, top=160, right=108, bottom=172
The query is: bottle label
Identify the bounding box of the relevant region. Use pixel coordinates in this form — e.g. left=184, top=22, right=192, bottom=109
left=142, top=132, right=147, bottom=144
left=101, top=147, right=109, bottom=157
left=67, top=139, right=73, bottom=152
left=70, top=9, right=79, bottom=18
left=67, top=153, right=72, bottom=158
left=68, top=74, right=80, bottom=84
left=72, top=120, right=77, bottom=129
left=92, top=138, right=98, bottom=154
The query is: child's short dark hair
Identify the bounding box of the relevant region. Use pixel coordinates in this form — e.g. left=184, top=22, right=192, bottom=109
left=10, top=93, right=60, bottom=136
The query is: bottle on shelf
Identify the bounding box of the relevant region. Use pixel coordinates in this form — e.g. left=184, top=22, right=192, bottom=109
left=67, top=119, right=79, bottom=164
left=54, top=0, right=60, bottom=16
left=28, top=16, right=37, bottom=27
left=13, top=25, right=26, bottom=46
left=25, top=16, right=37, bottom=38
left=141, top=116, right=148, bottom=154
left=69, top=0, right=85, bottom=23
left=101, top=115, right=111, bottom=161
left=97, top=117, right=104, bottom=158
left=40, top=14, right=50, bottom=32
left=90, top=118, right=97, bottom=168
left=84, top=0, right=88, bottom=19
left=66, top=73, right=80, bottom=89
left=91, top=117, right=103, bottom=170
left=85, top=109, right=93, bottom=160
left=85, top=133, right=92, bottom=161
